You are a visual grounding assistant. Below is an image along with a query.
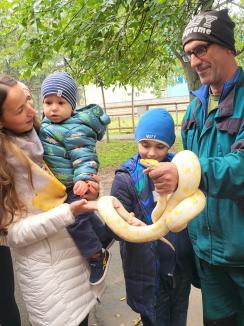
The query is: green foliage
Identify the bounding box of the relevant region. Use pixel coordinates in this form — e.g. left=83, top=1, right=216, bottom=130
left=0, top=0, right=243, bottom=92
left=0, top=1, right=200, bottom=85
left=232, top=2, right=244, bottom=67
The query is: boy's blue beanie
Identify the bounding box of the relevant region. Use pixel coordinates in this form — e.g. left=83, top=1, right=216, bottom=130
left=41, top=72, right=77, bottom=110
left=135, top=108, right=175, bottom=148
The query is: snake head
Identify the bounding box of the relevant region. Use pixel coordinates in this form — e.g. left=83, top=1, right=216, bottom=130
left=140, top=159, right=160, bottom=169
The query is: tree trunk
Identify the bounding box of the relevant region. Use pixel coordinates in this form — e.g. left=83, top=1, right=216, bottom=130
left=176, top=0, right=214, bottom=99
left=82, top=85, right=87, bottom=105
left=100, top=83, right=110, bottom=142
left=131, top=86, right=135, bottom=133
left=175, top=52, right=201, bottom=100
left=182, top=61, right=201, bottom=94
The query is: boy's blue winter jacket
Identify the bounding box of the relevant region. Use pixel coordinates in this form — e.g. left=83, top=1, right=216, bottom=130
left=110, top=153, right=195, bottom=321
left=40, top=104, right=110, bottom=186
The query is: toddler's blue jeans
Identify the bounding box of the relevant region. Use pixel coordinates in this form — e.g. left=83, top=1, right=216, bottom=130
left=66, top=188, right=110, bottom=258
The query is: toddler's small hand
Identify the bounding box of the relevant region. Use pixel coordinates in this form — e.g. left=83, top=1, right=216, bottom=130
left=73, top=181, right=89, bottom=197
left=83, top=175, right=100, bottom=200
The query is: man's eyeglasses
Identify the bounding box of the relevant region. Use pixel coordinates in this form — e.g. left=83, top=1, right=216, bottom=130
left=182, top=43, right=212, bottom=63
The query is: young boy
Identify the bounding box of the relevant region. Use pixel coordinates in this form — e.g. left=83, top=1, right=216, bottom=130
left=39, top=72, right=112, bottom=285
left=110, top=108, right=196, bottom=326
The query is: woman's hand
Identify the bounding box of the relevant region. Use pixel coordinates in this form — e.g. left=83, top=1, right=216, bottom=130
left=69, top=199, right=98, bottom=217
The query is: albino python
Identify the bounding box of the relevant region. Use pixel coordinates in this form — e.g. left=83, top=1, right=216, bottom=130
left=97, top=150, right=206, bottom=247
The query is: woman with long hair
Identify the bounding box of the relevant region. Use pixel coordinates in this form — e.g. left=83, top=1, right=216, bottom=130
left=0, top=75, right=103, bottom=326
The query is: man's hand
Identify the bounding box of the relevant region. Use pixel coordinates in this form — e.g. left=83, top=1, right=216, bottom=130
left=144, top=162, right=179, bottom=194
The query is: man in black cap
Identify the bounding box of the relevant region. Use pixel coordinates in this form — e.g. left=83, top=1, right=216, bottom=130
left=147, top=9, right=244, bottom=326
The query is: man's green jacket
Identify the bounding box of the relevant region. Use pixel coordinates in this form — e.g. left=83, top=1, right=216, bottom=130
left=182, top=68, right=244, bottom=266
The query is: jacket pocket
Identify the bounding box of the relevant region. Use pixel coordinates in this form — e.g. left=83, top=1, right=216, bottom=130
left=216, top=117, right=243, bottom=155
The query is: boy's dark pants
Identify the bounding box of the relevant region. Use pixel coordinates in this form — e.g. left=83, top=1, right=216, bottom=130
left=66, top=189, right=110, bottom=258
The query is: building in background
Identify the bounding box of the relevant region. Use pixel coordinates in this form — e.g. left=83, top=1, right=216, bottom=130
left=167, top=76, right=189, bottom=97
left=78, top=76, right=189, bottom=106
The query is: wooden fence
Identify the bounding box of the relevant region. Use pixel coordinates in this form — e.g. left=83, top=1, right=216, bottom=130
left=103, top=96, right=189, bottom=138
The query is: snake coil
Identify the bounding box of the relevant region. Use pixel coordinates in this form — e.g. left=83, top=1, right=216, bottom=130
left=97, top=150, right=206, bottom=246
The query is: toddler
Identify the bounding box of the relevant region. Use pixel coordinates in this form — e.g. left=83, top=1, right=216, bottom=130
left=40, top=72, right=112, bottom=285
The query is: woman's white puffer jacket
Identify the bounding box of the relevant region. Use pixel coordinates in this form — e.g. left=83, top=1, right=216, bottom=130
left=8, top=204, right=104, bottom=326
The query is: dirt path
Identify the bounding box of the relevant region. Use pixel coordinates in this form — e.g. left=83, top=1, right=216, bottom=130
left=99, top=166, right=116, bottom=196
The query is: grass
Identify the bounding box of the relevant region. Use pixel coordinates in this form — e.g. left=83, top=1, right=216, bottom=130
left=97, top=139, right=137, bottom=168
left=97, top=135, right=183, bottom=169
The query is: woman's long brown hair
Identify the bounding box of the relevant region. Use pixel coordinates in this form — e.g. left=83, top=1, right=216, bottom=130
left=0, top=76, right=33, bottom=234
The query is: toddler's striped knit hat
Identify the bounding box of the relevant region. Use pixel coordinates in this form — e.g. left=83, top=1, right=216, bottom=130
left=41, top=72, right=77, bottom=110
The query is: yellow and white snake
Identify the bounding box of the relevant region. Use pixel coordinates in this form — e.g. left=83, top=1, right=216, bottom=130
left=97, top=150, right=206, bottom=247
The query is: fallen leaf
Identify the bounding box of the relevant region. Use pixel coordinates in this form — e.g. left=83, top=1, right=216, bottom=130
left=133, top=316, right=142, bottom=325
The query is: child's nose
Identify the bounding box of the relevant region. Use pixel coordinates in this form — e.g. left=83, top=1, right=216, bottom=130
left=148, top=147, right=156, bottom=157
left=51, top=103, right=59, bottom=111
